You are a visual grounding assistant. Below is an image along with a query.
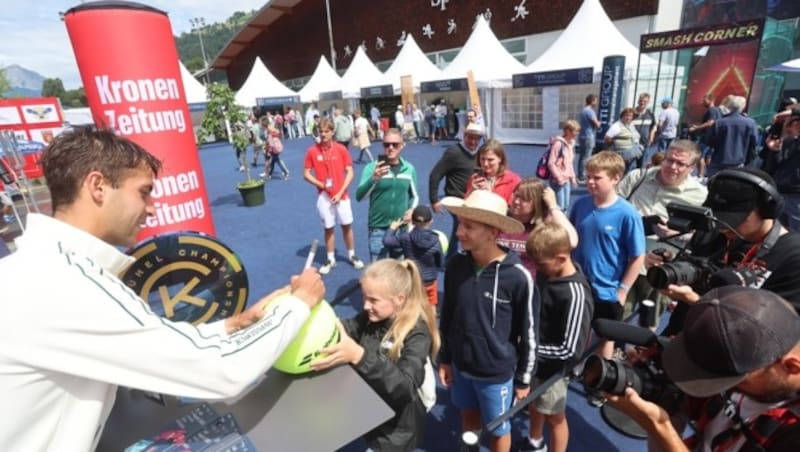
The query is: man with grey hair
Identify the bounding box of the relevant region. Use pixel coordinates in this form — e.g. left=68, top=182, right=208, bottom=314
left=708, top=95, right=758, bottom=177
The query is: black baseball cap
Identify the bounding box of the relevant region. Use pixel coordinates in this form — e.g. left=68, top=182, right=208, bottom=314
left=662, top=287, right=800, bottom=397
left=411, top=205, right=433, bottom=224
left=704, top=168, right=774, bottom=229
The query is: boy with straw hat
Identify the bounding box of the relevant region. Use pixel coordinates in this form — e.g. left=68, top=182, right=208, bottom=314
left=437, top=190, right=538, bottom=452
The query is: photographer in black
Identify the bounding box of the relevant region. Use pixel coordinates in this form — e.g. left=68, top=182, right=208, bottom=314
left=650, top=168, right=800, bottom=336
left=605, top=287, right=800, bottom=451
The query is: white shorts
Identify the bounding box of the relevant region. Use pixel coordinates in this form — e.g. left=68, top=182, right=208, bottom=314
left=316, top=192, right=354, bottom=229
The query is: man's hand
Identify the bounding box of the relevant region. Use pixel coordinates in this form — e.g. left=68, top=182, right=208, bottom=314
left=514, top=386, right=530, bottom=402
left=225, top=285, right=291, bottom=334
left=438, top=363, right=453, bottom=388
left=389, top=219, right=404, bottom=230
left=372, top=162, right=388, bottom=181
left=432, top=201, right=444, bottom=214
left=290, top=268, right=325, bottom=309
left=310, top=322, right=364, bottom=371
left=661, top=284, right=701, bottom=304
left=606, top=388, right=688, bottom=451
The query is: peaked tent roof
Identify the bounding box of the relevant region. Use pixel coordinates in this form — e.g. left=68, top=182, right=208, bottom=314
left=526, top=0, right=655, bottom=73
left=297, top=56, right=343, bottom=103
left=234, top=56, right=298, bottom=106
left=382, top=34, right=442, bottom=91
left=339, top=46, right=388, bottom=98
left=179, top=61, right=208, bottom=104
left=767, top=58, right=800, bottom=72
left=429, top=15, right=526, bottom=88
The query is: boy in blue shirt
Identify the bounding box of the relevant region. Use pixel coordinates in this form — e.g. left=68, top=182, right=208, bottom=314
left=569, top=151, right=645, bottom=363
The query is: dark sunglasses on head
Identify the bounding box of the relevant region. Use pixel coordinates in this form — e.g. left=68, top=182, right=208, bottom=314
left=383, top=142, right=402, bottom=148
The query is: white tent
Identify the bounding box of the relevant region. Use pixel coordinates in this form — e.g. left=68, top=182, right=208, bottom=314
left=297, top=56, right=343, bottom=103
left=768, top=58, right=800, bottom=72
left=234, top=57, right=298, bottom=107
left=382, top=34, right=442, bottom=92
left=179, top=61, right=208, bottom=104
left=429, top=15, right=526, bottom=88
left=339, top=46, right=388, bottom=98
left=525, top=0, right=656, bottom=74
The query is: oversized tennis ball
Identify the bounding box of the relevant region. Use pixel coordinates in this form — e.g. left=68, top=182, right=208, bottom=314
left=434, top=229, right=449, bottom=254
left=273, top=298, right=340, bottom=374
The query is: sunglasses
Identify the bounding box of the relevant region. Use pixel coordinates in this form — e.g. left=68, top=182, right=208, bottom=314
left=383, top=142, right=402, bottom=148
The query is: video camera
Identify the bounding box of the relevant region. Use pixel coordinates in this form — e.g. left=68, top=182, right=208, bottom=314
left=580, top=319, right=684, bottom=413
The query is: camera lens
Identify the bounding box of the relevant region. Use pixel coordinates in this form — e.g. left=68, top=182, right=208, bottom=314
left=646, top=261, right=700, bottom=289
left=583, top=356, right=640, bottom=395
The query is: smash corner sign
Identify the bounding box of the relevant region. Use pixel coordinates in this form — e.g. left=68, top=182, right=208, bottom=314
left=640, top=19, right=764, bottom=53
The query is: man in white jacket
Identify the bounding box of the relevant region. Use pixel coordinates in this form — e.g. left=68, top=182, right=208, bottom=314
left=0, top=127, right=325, bottom=451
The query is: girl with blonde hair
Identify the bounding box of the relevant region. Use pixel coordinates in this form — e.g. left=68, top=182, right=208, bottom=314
left=312, top=258, right=440, bottom=450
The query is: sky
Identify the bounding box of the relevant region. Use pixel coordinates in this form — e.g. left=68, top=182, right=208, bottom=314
left=0, top=0, right=266, bottom=89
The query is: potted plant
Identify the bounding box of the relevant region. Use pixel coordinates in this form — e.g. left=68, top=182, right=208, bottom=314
left=201, top=83, right=265, bottom=207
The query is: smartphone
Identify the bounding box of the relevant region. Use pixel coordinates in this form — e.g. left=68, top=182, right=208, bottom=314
left=377, top=155, right=389, bottom=166
left=473, top=167, right=484, bottom=178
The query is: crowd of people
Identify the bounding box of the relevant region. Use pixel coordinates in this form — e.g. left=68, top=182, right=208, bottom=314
left=4, top=90, right=800, bottom=452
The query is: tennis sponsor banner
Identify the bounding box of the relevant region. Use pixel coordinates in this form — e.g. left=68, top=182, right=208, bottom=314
left=64, top=2, right=215, bottom=240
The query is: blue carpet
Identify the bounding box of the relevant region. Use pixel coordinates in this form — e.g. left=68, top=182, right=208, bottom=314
left=198, top=137, right=645, bottom=451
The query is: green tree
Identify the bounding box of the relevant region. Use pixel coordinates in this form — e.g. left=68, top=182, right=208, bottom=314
left=0, top=66, right=10, bottom=98
left=41, top=78, right=66, bottom=99
left=199, top=82, right=247, bottom=144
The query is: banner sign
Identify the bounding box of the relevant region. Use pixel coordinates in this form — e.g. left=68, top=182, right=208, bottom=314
left=0, top=97, right=64, bottom=179
left=187, top=102, right=208, bottom=113
left=318, top=90, right=343, bottom=101
left=596, top=55, right=626, bottom=144
left=64, top=2, right=215, bottom=240
left=256, top=96, right=300, bottom=106
left=420, top=78, right=469, bottom=93
left=360, top=85, right=394, bottom=99
left=512, top=67, right=594, bottom=88
left=640, top=19, right=764, bottom=53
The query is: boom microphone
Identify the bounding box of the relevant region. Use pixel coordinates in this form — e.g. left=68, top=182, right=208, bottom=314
left=592, top=319, right=660, bottom=347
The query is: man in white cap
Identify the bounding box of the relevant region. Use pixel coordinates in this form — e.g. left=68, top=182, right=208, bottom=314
left=429, top=122, right=485, bottom=260
left=437, top=190, right=537, bottom=452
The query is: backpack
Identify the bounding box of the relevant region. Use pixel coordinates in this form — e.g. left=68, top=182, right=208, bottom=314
left=536, top=136, right=567, bottom=179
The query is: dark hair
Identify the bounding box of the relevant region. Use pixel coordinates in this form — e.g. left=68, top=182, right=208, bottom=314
left=40, top=127, right=161, bottom=212
left=586, top=94, right=598, bottom=104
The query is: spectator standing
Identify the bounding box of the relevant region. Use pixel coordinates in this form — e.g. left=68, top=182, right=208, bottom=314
left=576, top=94, right=601, bottom=182
left=465, top=139, right=521, bottom=205
left=547, top=120, right=580, bottom=211
left=656, top=97, right=680, bottom=153
left=688, top=93, right=721, bottom=180
left=767, top=109, right=800, bottom=231
left=248, top=115, right=265, bottom=168
left=412, top=103, right=425, bottom=142
left=429, top=123, right=484, bottom=260
left=306, top=103, right=320, bottom=135
left=424, top=106, right=437, bottom=144
left=632, top=92, right=657, bottom=169
left=569, top=151, right=645, bottom=363
left=604, top=108, right=642, bottom=173
left=438, top=190, right=536, bottom=452
left=263, top=126, right=290, bottom=180
left=353, top=109, right=374, bottom=163
left=708, top=95, right=759, bottom=177
left=303, top=118, right=365, bottom=274
left=355, top=128, right=419, bottom=262
left=334, top=108, right=353, bottom=150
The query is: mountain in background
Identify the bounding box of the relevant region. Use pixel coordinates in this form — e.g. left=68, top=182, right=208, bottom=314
left=4, top=64, right=45, bottom=97
left=175, top=10, right=254, bottom=81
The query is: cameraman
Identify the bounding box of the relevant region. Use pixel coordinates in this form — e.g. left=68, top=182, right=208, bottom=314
left=765, top=109, right=800, bottom=232
left=606, top=286, right=800, bottom=452
left=652, top=168, right=800, bottom=335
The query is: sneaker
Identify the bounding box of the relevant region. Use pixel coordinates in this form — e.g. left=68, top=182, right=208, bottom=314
left=238, top=166, right=245, bottom=172
left=259, top=172, right=267, bottom=178
left=349, top=255, right=365, bottom=270
left=319, top=260, right=336, bottom=275
left=283, top=173, right=290, bottom=180
left=517, top=438, right=548, bottom=452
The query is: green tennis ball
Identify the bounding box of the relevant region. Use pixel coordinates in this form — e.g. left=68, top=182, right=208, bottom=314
left=273, top=298, right=340, bottom=374
left=434, top=229, right=449, bottom=254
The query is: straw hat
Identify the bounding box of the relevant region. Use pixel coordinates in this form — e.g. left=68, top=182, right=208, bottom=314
left=441, top=190, right=523, bottom=233
left=464, top=123, right=485, bottom=136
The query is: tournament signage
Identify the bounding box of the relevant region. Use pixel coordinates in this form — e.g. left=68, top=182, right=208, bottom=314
left=121, top=232, right=249, bottom=325
left=256, top=95, right=300, bottom=106
left=640, top=19, right=764, bottom=52
left=318, top=90, right=343, bottom=101
left=512, top=67, right=594, bottom=88
left=64, top=2, right=216, bottom=240
left=596, top=55, right=626, bottom=144
left=420, top=78, right=469, bottom=93
left=360, top=85, right=394, bottom=99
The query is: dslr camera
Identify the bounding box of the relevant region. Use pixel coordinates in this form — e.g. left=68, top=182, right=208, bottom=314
left=645, top=203, right=723, bottom=293
left=581, top=319, right=684, bottom=413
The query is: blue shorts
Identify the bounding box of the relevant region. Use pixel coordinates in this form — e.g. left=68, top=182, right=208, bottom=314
left=450, top=364, right=513, bottom=436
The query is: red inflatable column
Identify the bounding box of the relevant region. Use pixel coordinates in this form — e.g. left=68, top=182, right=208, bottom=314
left=64, top=1, right=215, bottom=239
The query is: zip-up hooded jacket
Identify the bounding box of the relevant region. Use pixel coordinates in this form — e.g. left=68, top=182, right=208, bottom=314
left=439, top=250, right=538, bottom=387
left=356, top=157, right=419, bottom=229
left=343, top=313, right=432, bottom=451
left=382, top=227, right=443, bottom=284
left=535, top=271, right=594, bottom=380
